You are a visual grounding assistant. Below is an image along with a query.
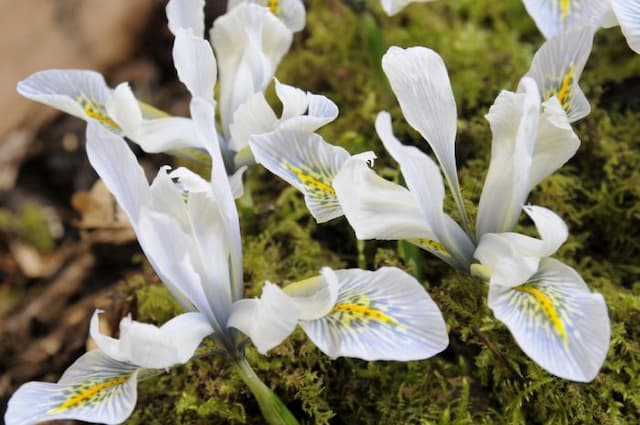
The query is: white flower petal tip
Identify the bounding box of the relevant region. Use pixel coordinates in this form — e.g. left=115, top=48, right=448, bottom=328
left=5, top=350, right=139, bottom=425
left=299, top=267, right=449, bottom=361
left=90, top=310, right=213, bottom=369
left=17, top=69, right=117, bottom=129
left=525, top=26, right=595, bottom=122
left=228, top=283, right=301, bottom=355
left=228, top=0, right=307, bottom=32
left=333, top=152, right=436, bottom=241
left=381, top=46, right=461, bottom=201
left=476, top=79, right=544, bottom=238
left=380, top=0, right=435, bottom=16
left=489, top=258, right=610, bottom=382
left=173, top=29, right=217, bottom=100
left=352, top=151, right=377, bottom=166
left=522, top=0, right=610, bottom=39
left=249, top=130, right=350, bottom=223
left=106, top=82, right=204, bottom=154
left=612, top=0, right=640, bottom=54
left=211, top=3, right=293, bottom=133
left=374, top=111, right=474, bottom=268
left=282, top=267, right=339, bottom=321
left=229, top=80, right=338, bottom=152
left=166, top=0, right=205, bottom=37
left=274, top=79, right=339, bottom=133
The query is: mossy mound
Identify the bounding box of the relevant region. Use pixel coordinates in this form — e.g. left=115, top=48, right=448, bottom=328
left=128, top=0, right=640, bottom=423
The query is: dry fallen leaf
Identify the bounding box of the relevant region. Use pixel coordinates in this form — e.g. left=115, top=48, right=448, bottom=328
left=71, top=179, right=135, bottom=244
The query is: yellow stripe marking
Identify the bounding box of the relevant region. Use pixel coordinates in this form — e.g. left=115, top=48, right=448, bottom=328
left=284, top=163, right=336, bottom=196
left=84, top=107, right=119, bottom=128
left=331, top=303, right=401, bottom=327
left=560, top=0, right=571, bottom=21
left=514, top=284, right=568, bottom=345
left=410, top=238, right=452, bottom=258
left=555, top=64, right=575, bottom=108
left=47, top=375, right=130, bottom=414
left=268, top=0, right=279, bottom=14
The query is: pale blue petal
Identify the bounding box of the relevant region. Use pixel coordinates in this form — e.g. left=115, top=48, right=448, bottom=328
left=5, top=351, right=138, bottom=425
left=250, top=130, right=351, bottom=223
left=300, top=267, right=449, bottom=361
left=489, top=258, right=610, bottom=382
left=522, top=0, right=609, bottom=38
left=525, top=26, right=595, bottom=122
left=17, top=69, right=116, bottom=129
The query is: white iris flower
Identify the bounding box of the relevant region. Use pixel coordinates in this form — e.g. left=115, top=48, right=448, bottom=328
left=251, top=44, right=610, bottom=382
left=5, top=311, right=213, bottom=425
left=5, top=32, right=450, bottom=425
left=474, top=206, right=610, bottom=382
left=338, top=46, right=609, bottom=381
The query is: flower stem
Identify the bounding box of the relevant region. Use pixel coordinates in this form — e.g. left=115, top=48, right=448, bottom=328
left=233, top=357, right=299, bottom=425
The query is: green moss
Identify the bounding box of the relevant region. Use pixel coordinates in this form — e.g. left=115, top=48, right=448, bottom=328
left=126, top=0, right=640, bottom=423
left=0, top=202, right=56, bottom=253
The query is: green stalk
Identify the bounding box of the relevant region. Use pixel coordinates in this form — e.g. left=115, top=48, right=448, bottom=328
left=234, top=357, right=299, bottom=425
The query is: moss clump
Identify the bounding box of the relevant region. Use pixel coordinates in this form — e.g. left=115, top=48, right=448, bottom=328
left=0, top=202, right=56, bottom=253
left=128, top=0, right=640, bottom=423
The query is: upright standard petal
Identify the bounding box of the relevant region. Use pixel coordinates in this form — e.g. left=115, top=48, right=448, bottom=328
left=90, top=311, right=213, bottom=369
left=299, top=267, right=449, bottom=361
left=379, top=0, right=434, bottom=16
left=84, top=122, right=150, bottom=222
left=612, top=0, right=640, bottom=54
left=227, top=283, right=301, bottom=355
left=17, top=69, right=118, bottom=129
left=376, top=112, right=474, bottom=269
left=250, top=130, right=352, bottom=223
left=85, top=123, right=217, bottom=323
left=211, top=3, right=293, bottom=134
left=166, top=0, right=205, bottom=37
left=489, top=258, right=610, bottom=382
left=173, top=30, right=217, bottom=100
left=381, top=46, right=467, bottom=223
left=522, top=0, right=609, bottom=38
left=476, top=79, right=540, bottom=238
left=333, top=154, right=436, bottom=241
left=5, top=350, right=139, bottom=425
left=190, top=97, right=245, bottom=302
left=229, top=92, right=278, bottom=152
left=275, top=80, right=339, bottom=134
left=229, top=80, right=338, bottom=153
left=525, top=26, right=595, bottom=122
left=527, top=96, right=580, bottom=190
